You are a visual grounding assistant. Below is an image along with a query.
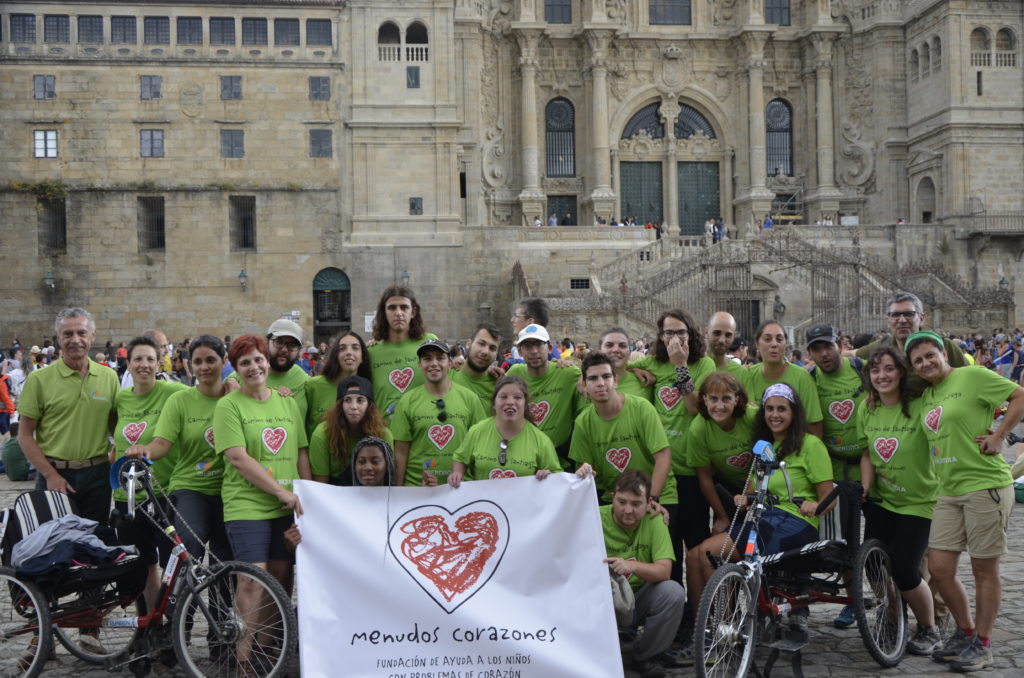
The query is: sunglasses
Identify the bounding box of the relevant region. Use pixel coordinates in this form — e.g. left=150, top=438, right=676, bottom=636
left=499, top=439, right=508, bottom=466
left=435, top=399, right=447, bottom=422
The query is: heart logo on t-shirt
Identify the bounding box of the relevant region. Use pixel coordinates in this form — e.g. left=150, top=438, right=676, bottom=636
left=925, top=406, right=943, bottom=434
left=606, top=447, right=632, bottom=472
left=874, top=437, right=899, bottom=463
left=528, top=401, right=550, bottom=425
left=262, top=427, right=288, bottom=454
left=203, top=427, right=215, bottom=449
left=122, top=422, right=147, bottom=445
left=658, top=386, right=682, bottom=411
left=726, top=452, right=753, bottom=469
left=488, top=468, right=517, bottom=480
left=828, top=399, right=855, bottom=424
left=428, top=424, right=455, bottom=450
left=389, top=367, right=415, bottom=393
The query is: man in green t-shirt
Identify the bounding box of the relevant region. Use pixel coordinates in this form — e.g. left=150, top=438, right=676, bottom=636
left=18, top=308, right=119, bottom=524
left=450, top=323, right=501, bottom=414
left=599, top=326, right=653, bottom=401
left=600, top=470, right=684, bottom=678
left=705, top=311, right=747, bottom=379
left=506, top=324, right=584, bottom=463
left=368, top=285, right=437, bottom=422
left=805, top=323, right=867, bottom=481
left=392, top=339, right=485, bottom=486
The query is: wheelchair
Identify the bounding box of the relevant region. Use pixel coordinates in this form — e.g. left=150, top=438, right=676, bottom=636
left=694, top=441, right=908, bottom=678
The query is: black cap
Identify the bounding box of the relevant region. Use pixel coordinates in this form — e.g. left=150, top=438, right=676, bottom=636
left=805, top=323, right=839, bottom=347
left=728, top=337, right=747, bottom=351
left=337, top=375, right=374, bottom=402
left=416, top=338, right=451, bottom=357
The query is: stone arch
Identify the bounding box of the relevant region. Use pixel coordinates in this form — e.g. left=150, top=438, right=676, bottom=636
left=545, top=97, right=576, bottom=178
left=970, top=27, right=991, bottom=52
left=910, top=49, right=919, bottom=82
left=312, top=267, right=352, bottom=345
left=932, top=37, right=942, bottom=70
left=406, top=21, right=429, bottom=44
left=996, top=27, right=1016, bottom=51
left=921, top=41, right=931, bottom=76
left=377, top=21, right=400, bottom=44
left=608, top=84, right=730, bottom=149
left=915, top=176, right=937, bottom=224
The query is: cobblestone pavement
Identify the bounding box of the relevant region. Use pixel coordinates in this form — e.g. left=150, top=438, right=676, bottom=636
left=3, top=446, right=1021, bottom=678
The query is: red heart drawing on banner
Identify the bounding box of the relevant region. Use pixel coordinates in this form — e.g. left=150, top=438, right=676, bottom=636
left=488, top=468, right=517, bottom=479
left=606, top=447, right=632, bottom=472
left=122, top=422, right=147, bottom=445
left=528, top=401, right=550, bottom=425
left=389, top=367, right=415, bottom=392
left=658, top=386, right=681, bottom=411
left=262, top=427, right=287, bottom=454
left=428, top=424, right=455, bottom=450
left=389, top=501, right=509, bottom=613
left=874, top=437, right=899, bottom=463
left=925, top=406, right=942, bottom=434
left=203, top=427, right=215, bottom=449
left=726, top=452, right=753, bottom=469
left=829, top=399, right=855, bottom=424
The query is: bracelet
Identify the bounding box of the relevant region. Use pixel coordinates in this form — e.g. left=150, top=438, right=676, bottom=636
left=650, top=495, right=660, bottom=504
left=673, top=366, right=694, bottom=394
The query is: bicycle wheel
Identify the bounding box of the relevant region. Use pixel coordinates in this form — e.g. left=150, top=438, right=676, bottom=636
left=694, top=563, right=757, bottom=678
left=0, top=569, right=53, bottom=678
left=52, top=595, right=145, bottom=664
left=171, top=561, right=297, bottom=678
left=852, top=538, right=907, bottom=667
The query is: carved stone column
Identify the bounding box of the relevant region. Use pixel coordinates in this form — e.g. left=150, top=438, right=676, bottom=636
left=516, top=30, right=545, bottom=215
left=611, top=149, right=621, bottom=221
left=806, top=33, right=842, bottom=220
left=735, top=31, right=775, bottom=230
left=660, top=99, right=681, bottom=232
left=585, top=30, right=615, bottom=219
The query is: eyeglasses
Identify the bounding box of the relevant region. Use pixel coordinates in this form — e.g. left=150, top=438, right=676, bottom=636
left=887, top=311, right=918, bottom=319
left=661, top=329, right=689, bottom=339
left=272, top=338, right=301, bottom=351
left=498, top=439, right=508, bottom=466
left=510, top=313, right=529, bottom=321
left=434, top=398, right=448, bottom=422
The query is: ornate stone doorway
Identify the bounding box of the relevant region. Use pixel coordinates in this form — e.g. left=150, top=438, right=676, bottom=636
left=313, top=267, right=351, bottom=346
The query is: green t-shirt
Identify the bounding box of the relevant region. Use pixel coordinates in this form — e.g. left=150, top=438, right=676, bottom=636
left=687, top=405, right=759, bottom=490
left=303, top=375, right=338, bottom=437
left=367, top=334, right=438, bottom=423
left=918, top=366, right=1017, bottom=497
left=454, top=418, right=562, bottom=480
left=856, top=335, right=968, bottom=399
left=616, top=370, right=653, bottom=402
left=715, top=360, right=748, bottom=381
left=506, top=363, right=585, bottom=450
left=17, top=358, right=120, bottom=461
left=742, top=363, right=823, bottom=423
left=856, top=400, right=937, bottom=519
left=767, top=435, right=833, bottom=529
left=228, top=363, right=310, bottom=423
left=308, top=421, right=393, bottom=481
left=450, top=368, right=497, bottom=416
left=213, top=390, right=309, bottom=522
left=811, top=358, right=868, bottom=479
left=390, top=382, right=485, bottom=486
left=112, top=380, right=190, bottom=502
left=152, top=387, right=228, bottom=496
left=569, top=394, right=677, bottom=504
left=628, top=356, right=716, bottom=476
left=599, top=505, right=676, bottom=591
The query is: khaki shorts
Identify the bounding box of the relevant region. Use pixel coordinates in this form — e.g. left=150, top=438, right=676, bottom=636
left=929, top=485, right=1014, bottom=558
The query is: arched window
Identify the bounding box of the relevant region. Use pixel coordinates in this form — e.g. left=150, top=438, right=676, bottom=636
left=932, top=37, right=942, bottom=70
left=674, top=104, right=716, bottom=139
left=910, top=49, right=919, bottom=83
left=915, top=177, right=936, bottom=223
left=970, top=28, right=991, bottom=66
left=765, top=99, right=793, bottom=177
left=996, top=28, right=1016, bottom=66
left=921, top=42, right=931, bottom=77
left=545, top=98, right=575, bottom=178
left=377, top=21, right=400, bottom=61
left=621, top=103, right=665, bottom=140
left=313, top=267, right=352, bottom=343
left=406, top=21, right=429, bottom=62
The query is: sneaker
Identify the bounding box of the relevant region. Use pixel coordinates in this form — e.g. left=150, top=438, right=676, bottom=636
left=631, top=657, right=667, bottom=678
left=78, top=628, right=106, bottom=654
left=661, top=642, right=695, bottom=668
left=833, top=604, right=856, bottom=628
left=932, top=628, right=971, bottom=663
left=950, top=636, right=993, bottom=673
left=788, top=607, right=809, bottom=632
left=907, top=625, right=942, bottom=656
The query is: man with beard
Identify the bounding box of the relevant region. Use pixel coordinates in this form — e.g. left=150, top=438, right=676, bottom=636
left=705, top=312, right=747, bottom=379
left=230, top=319, right=310, bottom=420
left=451, top=323, right=501, bottom=414
left=805, top=323, right=866, bottom=481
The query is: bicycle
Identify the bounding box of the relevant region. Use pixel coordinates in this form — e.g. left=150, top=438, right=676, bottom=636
left=0, top=457, right=298, bottom=678
left=694, top=440, right=907, bottom=678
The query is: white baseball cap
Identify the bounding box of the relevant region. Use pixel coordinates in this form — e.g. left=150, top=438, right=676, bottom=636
left=516, top=323, right=550, bottom=346
left=267, top=319, right=303, bottom=343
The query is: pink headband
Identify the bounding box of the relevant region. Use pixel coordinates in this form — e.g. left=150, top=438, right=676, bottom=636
left=762, top=382, right=796, bottom=404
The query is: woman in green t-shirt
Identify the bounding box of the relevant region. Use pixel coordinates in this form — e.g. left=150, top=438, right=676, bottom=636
left=857, top=345, right=940, bottom=654
left=309, top=374, right=391, bottom=485
left=906, top=331, right=1024, bottom=669
left=743, top=320, right=823, bottom=437
left=304, top=331, right=374, bottom=436
left=448, top=375, right=561, bottom=486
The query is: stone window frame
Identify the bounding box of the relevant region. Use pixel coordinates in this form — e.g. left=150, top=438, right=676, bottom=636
left=43, top=14, right=70, bottom=43
left=137, top=196, right=166, bottom=252
left=544, top=0, right=572, bottom=25
left=111, top=16, right=137, bottom=44
left=143, top=16, right=170, bottom=45
left=220, top=75, right=242, bottom=100
left=176, top=16, right=203, bottom=45
left=33, top=74, right=56, bottom=100
left=241, top=17, right=268, bottom=46
left=33, top=129, right=58, bottom=158
left=764, top=0, right=790, bottom=27
left=545, top=97, right=576, bottom=178
left=140, top=75, right=162, bottom=100
left=765, top=98, right=793, bottom=178
left=209, top=17, right=235, bottom=45
left=38, top=198, right=67, bottom=255
left=649, top=0, right=692, bottom=26
left=11, top=14, right=37, bottom=43
left=140, top=129, right=164, bottom=158
left=309, top=129, right=332, bottom=158
left=220, top=129, right=244, bottom=158
left=274, top=18, right=300, bottom=46
left=306, top=19, right=332, bottom=46
left=229, top=195, right=257, bottom=251
left=309, top=76, right=331, bottom=101
left=77, top=15, right=104, bottom=44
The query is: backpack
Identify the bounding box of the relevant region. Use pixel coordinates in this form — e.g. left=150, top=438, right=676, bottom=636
left=809, top=356, right=866, bottom=397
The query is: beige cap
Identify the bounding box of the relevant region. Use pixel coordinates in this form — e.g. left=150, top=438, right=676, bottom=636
left=267, top=319, right=303, bottom=343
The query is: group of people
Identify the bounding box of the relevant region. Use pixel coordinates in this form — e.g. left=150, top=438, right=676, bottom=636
left=7, top=288, right=1022, bottom=677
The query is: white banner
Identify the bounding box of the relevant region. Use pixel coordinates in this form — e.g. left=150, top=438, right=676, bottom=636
left=294, top=474, right=623, bottom=678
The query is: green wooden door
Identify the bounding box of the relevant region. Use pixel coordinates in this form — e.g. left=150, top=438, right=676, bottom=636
left=620, top=162, right=663, bottom=225
left=678, top=161, right=720, bottom=236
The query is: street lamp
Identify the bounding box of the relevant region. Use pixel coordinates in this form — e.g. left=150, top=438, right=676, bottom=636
left=238, top=269, right=249, bottom=289
left=400, top=270, right=410, bottom=285
left=42, top=272, right=55, bottom=290
left=998, top=277, right=1009, bottom=291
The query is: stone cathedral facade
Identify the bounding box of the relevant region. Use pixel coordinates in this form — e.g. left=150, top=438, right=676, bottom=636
left=2, top=0, right=1022, bottom=344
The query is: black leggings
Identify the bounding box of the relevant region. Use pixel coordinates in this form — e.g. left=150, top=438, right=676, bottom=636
left=863, top=501, right=931, bottom=591
left=670, top=474, right=711, bottom=582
